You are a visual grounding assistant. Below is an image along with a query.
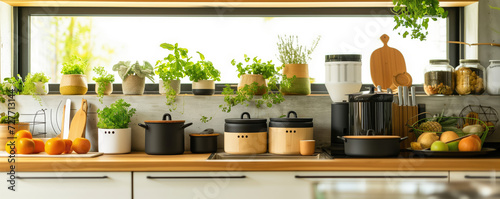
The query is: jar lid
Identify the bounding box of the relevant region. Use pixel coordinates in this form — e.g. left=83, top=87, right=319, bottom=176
left=460, top=59, right=480, bottom=63
left=225, top=112, right=267, bottom=124
left=269, top=111, right=313, bottom=128
left=429, top=59, right=449, bottom=64
left=325, top=54, right=362, bottom=62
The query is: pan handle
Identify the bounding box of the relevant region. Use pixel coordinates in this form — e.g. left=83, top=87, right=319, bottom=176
left=400, top=136, right=409, bottom=142
left=181, top=122, right=193, bottom=129
left=138, top=123, right=148, bottom=129
left=163, top=113, right=172, bottom=121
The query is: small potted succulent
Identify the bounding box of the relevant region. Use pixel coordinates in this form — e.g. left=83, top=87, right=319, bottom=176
left=97, top=99, right=136, bottom=154
left=60, top=56, right=88, bottom=95
left=155, top=43, right=191, bottom=95
left=184, top=52, right=221, bottom=95
left=92, top=66, right=115, bottom=103
left=277, top=35, right=320, bottom=95
left=113, top=61, right=155, bottom=95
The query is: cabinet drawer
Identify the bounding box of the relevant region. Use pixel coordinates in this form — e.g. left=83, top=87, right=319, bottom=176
left=1, top=172, right=131, bottom=199
left=134, top=171, right=311, bottom=199
left=450, top=171, right=500, bottom=182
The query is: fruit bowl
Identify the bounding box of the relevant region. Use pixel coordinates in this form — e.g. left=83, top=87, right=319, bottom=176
left=408, top=115, right=491, bottom=146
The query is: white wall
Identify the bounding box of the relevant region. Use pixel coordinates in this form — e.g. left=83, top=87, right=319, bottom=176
left=0, top=2, right=13, bottom=79
left=478, top=0, right=500, bottom=67
left=465, top=2, right=479, bottom=59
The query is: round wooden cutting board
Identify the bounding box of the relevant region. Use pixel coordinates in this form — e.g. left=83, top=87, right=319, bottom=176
left=370, top=34, right=407, bottom=91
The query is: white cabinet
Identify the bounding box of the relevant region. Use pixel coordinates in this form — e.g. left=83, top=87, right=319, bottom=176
left=294, top=171, right=450, bottom=182
left=133, top=171, right=312, bottom=199
left=0, top=172, right=131, bottom=199
left=450, top=171, right=500, bottom=182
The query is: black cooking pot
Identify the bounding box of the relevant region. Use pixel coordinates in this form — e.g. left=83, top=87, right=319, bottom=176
left=339, top=134, right=408, bottom=157
left=138, top=113, right=193, bottom=155
left=190, top=133, right=219, bottom=153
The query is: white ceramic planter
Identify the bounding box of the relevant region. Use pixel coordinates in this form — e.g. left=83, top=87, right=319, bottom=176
left=192, top=80, right=215, bottom=95
left=34, top=82, right=48, bottom=95
left=122, top=75, right=145, bottom=95
left=159, top=79, right=180, bottom=94
left=98, top=128, right=131, bottom=154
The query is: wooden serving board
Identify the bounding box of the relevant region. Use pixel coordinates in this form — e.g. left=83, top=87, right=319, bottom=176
left=0, top=151, right=103, bottom=158
left=370, top=34, right=407, bottom=91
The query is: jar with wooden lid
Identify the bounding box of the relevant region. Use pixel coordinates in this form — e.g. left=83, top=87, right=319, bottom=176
left=487, top=60, right=500, bottom=95
left=455, top=59, right=486, bottom=95
left=424, top=59, right=455, bottom=96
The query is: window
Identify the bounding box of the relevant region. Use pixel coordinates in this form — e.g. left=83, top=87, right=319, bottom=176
left=18, top=8, right=461, bottom=88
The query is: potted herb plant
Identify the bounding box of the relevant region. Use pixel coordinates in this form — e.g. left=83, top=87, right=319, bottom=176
left=60, top=56, right=88, bottom=95
left=113, top=61, right=155, bottom=95
left=277, top=35, right=320, bottom=95
left=97, top=99, right=136, bottom=154
left=4, top=74, right=44, bottom=105
left=156, top=43, right=192, bottom=95
left=25, top=73, right=50, bottom=95
left=219, top=55, right=293, bottom=113
left=392, top=0, right=447, bottom=41
left=184, top=52, right=221, bottom=95
left=92, top=66, right=115, bottom=103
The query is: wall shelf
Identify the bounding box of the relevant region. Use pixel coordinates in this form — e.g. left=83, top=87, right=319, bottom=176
left=1, top=0, right=477, bottom=8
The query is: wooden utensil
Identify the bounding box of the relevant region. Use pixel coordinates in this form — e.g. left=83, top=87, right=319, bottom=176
left=370, top=34, right=407, bottom=91
left=68, top=99, right=88, bottom=141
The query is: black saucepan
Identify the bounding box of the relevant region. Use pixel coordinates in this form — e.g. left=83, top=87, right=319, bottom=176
left=338, top=135, right=408, bottom=157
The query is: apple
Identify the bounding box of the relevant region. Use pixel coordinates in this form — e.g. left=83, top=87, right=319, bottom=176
left=431, top=141, right=449, bottom=151
left=447, top=141, right=459, bottom=151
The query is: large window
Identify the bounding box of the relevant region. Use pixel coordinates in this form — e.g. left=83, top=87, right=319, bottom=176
left=20, top=8, right=457, bottom=87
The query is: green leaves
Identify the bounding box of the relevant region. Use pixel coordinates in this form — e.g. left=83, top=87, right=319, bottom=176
left=231, top=55, right=277, bottom=79
left=61, top=56, right=88, bottom=75
left=276, top=35, right=320, bottom=65
left=392, top=0, right=448, bottom=41
left=97, top=99, right=136, bottom=129
left=92, top=66, right=115, bottom=103
left=112, top=61, right=155, bottom=82
left=155, top=42, right=190, bottom=81
left=184, top=52, right=221, bottom=82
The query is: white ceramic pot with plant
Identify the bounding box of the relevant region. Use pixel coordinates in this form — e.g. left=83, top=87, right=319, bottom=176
left=219, top=54, right=293, bottom=113
left=59, top=56, right=88, bottom=95
left=24, top=72, right=51, bottom=95
left=113, top=61, right=155, bottom=95
left=185, top=52, right=221, bottom=95
left=277, top=35, right=320, bottom=95
left=92, top=66, right=115, bottom=103
left=97, top=99, right=136, bottom=154
left=4, top=73, right=45, bottom=105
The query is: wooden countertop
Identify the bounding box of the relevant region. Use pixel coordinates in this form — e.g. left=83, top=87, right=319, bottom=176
left=2, top=152, right=500, bottom=172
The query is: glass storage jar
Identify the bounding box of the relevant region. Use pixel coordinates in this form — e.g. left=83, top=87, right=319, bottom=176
left=455, top=59, right=486, bottom=95
left=487, top=60, right=500, bottom=95
left=424, top=59, right=455, bottom=96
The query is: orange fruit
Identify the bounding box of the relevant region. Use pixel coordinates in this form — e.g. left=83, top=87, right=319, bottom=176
left=32, top=139, right=45, bottom=153
left=459, top=137, right=481, bottom=152
left=469, top=134, right=481, bottom=144
left=5, top=140, right=16, bottom=153
left=14, top=130, right=32, bottom=140
left=16, top=138, right=35, bottom=154
left=62, top=139, right=73, bottom=154
left=72, top=138, right=90, bottom=154
left=45, top=138, right=65, bottom=155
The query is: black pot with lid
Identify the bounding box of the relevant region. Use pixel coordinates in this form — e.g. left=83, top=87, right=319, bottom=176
left=269, top=111, right=314, bottom=154
left=269, top=111, right=313, bottom=128
left=224, top=112, right=268, bottom=154
left=225, top=112, right=267, bottom=132
left=349, top=87, right=393, bottom=136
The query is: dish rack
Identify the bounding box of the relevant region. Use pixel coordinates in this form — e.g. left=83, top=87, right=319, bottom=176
left=408, top=113, right=490, bottom=144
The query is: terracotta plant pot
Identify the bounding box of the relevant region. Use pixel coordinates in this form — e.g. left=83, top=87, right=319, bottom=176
left=60, top=74, right=88, bottom=95
left=95, top=82, right=113, bottom=95
left=192, top=80, right=215, bottom=95
left=0, top=122, right=30, bottom=151
left=34, top=82, right=48, bottom=95
left=238, top=74, right=267, bottom=95
left=122, top=75, right=145, bottom=95
left=159, top=79, right=180, bottom=94
left=280, top=64, right=311, bottom=95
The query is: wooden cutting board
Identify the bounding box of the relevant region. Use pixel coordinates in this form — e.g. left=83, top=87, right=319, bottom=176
left=370, top=34, right=407, bottom=91
left=68, top=99, right=88, bottom=141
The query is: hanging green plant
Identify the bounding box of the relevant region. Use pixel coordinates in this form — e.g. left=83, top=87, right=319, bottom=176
left=392, top=0, right=448, bottom=41
left=3, top=74, right=44, bottom=105
left=219, top=55, right=294, bottom=113
left=92, top=66, right=115, bottom=104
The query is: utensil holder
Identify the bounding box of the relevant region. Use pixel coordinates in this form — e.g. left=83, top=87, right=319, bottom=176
left=392, top=104, right=418, bottom=149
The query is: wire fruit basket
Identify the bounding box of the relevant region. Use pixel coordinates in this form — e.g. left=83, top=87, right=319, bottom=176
left=458, top=105, right=498, bottom=137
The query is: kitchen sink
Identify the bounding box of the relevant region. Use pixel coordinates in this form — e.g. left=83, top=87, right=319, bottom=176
left=207, top=152, right=332, bottom=160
